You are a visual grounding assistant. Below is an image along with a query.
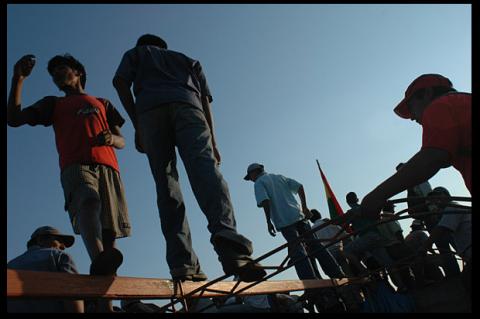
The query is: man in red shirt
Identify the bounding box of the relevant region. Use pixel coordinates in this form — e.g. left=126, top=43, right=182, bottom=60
left=359, top=74, right=471, bottom=219
left=7, top=54, right=131, bottom=312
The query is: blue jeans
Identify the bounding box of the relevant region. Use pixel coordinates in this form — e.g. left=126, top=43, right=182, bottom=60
left=138, top=103, right=253, bottom=278
left=280, top=220, right=344, bottom=279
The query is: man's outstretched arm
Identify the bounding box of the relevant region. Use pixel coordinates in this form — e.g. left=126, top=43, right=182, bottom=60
left=361, top=148, right=450, bottom=218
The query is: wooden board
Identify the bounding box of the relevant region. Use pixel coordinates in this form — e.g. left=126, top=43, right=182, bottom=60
left=7, top=269, right=367, bottom=300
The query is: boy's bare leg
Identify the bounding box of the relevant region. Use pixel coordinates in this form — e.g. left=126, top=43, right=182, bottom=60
left=97, top=230, right=118, bottom=312
left=102, top=229, right=116, bottom=251
left=77, top=198, right=104, bottom=260
left=77, top=198, right=117, bottom=312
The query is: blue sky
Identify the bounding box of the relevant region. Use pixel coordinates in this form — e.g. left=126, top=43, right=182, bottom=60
left=7, top=4, right=471, bottom=303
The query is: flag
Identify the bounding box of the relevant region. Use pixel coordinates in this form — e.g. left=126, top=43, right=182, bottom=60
left=316, top=160, right=352, bottom=233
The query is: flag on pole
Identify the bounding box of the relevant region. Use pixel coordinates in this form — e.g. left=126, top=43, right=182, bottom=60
left=316, top=160, right=352, bottom=233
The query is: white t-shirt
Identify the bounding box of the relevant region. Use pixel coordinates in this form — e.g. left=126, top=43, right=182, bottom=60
left=254, top=173, right=304, bottom=229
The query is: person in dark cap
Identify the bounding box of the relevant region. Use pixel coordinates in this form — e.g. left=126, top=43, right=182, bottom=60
left=360, top=74, right=471, bottom=219
left=421, top=187, right=462, bottom=278
left=421, top=187, right=471, bottom=294
left=113, top=34, right=265, bottom=282
left=244, top=162, right=344, bottom=279
left=7, top=226, right=83, bottom=313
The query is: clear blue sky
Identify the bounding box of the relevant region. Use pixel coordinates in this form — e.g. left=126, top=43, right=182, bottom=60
left=7, top=4, right=471, bottom=301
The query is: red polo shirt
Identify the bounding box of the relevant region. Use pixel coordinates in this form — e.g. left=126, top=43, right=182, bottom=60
left=25, top=94, right=125, bottom=172
left=421, top=92, right=471, bottom=193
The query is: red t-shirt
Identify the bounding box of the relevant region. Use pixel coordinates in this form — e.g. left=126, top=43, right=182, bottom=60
left=421, top=92, right=471, bottom=194
left=25, top=94, right=125, bottom=172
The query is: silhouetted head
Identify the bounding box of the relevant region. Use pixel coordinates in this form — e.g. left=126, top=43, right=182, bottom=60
left=382, top=202, right=395, bottom=213
left=136, top=34, right=168, bottom=49
left=410, top=219, right=425, bottom=231
left=346, top=192, right=359, bottom=207
left=310, top=209, right=322, bottom=222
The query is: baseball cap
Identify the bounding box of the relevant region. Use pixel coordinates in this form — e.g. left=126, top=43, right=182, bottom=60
left=244, top=163, right=264, bottom=180
left=429, top=186, right=451, bottom=197
left=411, top=219, right=425, bottom=229
left=394, top=74, right=453, bottom=119
left=28, top=226, right=75, bottom=248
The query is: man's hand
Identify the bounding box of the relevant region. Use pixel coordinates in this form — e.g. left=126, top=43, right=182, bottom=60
left=267, top=222, right=276, bottom=237
left=13, top=55, right=36, bottom=80
left=135, top=130, right=145, bottom=154
left=96, top=129, right=114, bottom=146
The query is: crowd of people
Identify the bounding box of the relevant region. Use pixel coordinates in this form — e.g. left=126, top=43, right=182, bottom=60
left=7, top=34, right=471, bottom=313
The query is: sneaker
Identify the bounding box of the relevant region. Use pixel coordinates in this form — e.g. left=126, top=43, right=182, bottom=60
left=90, top=248, right=123, bottom=276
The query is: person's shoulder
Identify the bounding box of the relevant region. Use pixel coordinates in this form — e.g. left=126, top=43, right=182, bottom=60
left=429, top=92, right=471, bottom=109
left=7, top=252, right=26, bottom=268
left=255, top=173, right=269, bottom=183
left=163, top=48, right=194, bottom=60
left=275, top=174, right=289, bottom=181
left=29, top=95, right=58, bottom=108
left=124, top=46, right=139, bottom=55
left=94, top=96, right=113, bottom=106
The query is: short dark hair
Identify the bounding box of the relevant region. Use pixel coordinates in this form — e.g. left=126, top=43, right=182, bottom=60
left=136, top=34, right=168, bottom=49
left=346, top=192, right=358, bottom=205
left=310, top=209, right=322, bottom=222
left=47, top=54, right=87, bottom=89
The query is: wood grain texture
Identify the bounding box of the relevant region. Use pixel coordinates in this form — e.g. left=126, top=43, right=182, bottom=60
left=7, top=269, right=367, bottom=299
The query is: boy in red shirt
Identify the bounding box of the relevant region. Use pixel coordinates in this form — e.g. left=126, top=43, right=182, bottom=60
left=358, top=74, right=471, bottom=219
left=7, top=54, right=131, bottom=312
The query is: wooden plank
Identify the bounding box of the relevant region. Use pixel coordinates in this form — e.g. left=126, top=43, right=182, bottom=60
left=7, top=269, right=367, bottom=300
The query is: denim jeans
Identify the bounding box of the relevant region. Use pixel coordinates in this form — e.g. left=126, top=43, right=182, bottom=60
left=280, top=220, right=344, bottom=279
left=138, top=103, right=252, bottom=277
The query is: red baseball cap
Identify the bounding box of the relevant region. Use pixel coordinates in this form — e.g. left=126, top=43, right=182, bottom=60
left=394, top=74, right=453, bottom=119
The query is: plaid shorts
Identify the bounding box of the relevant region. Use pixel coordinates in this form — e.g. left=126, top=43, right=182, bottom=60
left=60, top=164, right=131, bottom=238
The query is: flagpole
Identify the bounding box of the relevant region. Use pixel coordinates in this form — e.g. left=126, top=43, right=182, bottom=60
left=315, top=160, right=352, bottom=233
